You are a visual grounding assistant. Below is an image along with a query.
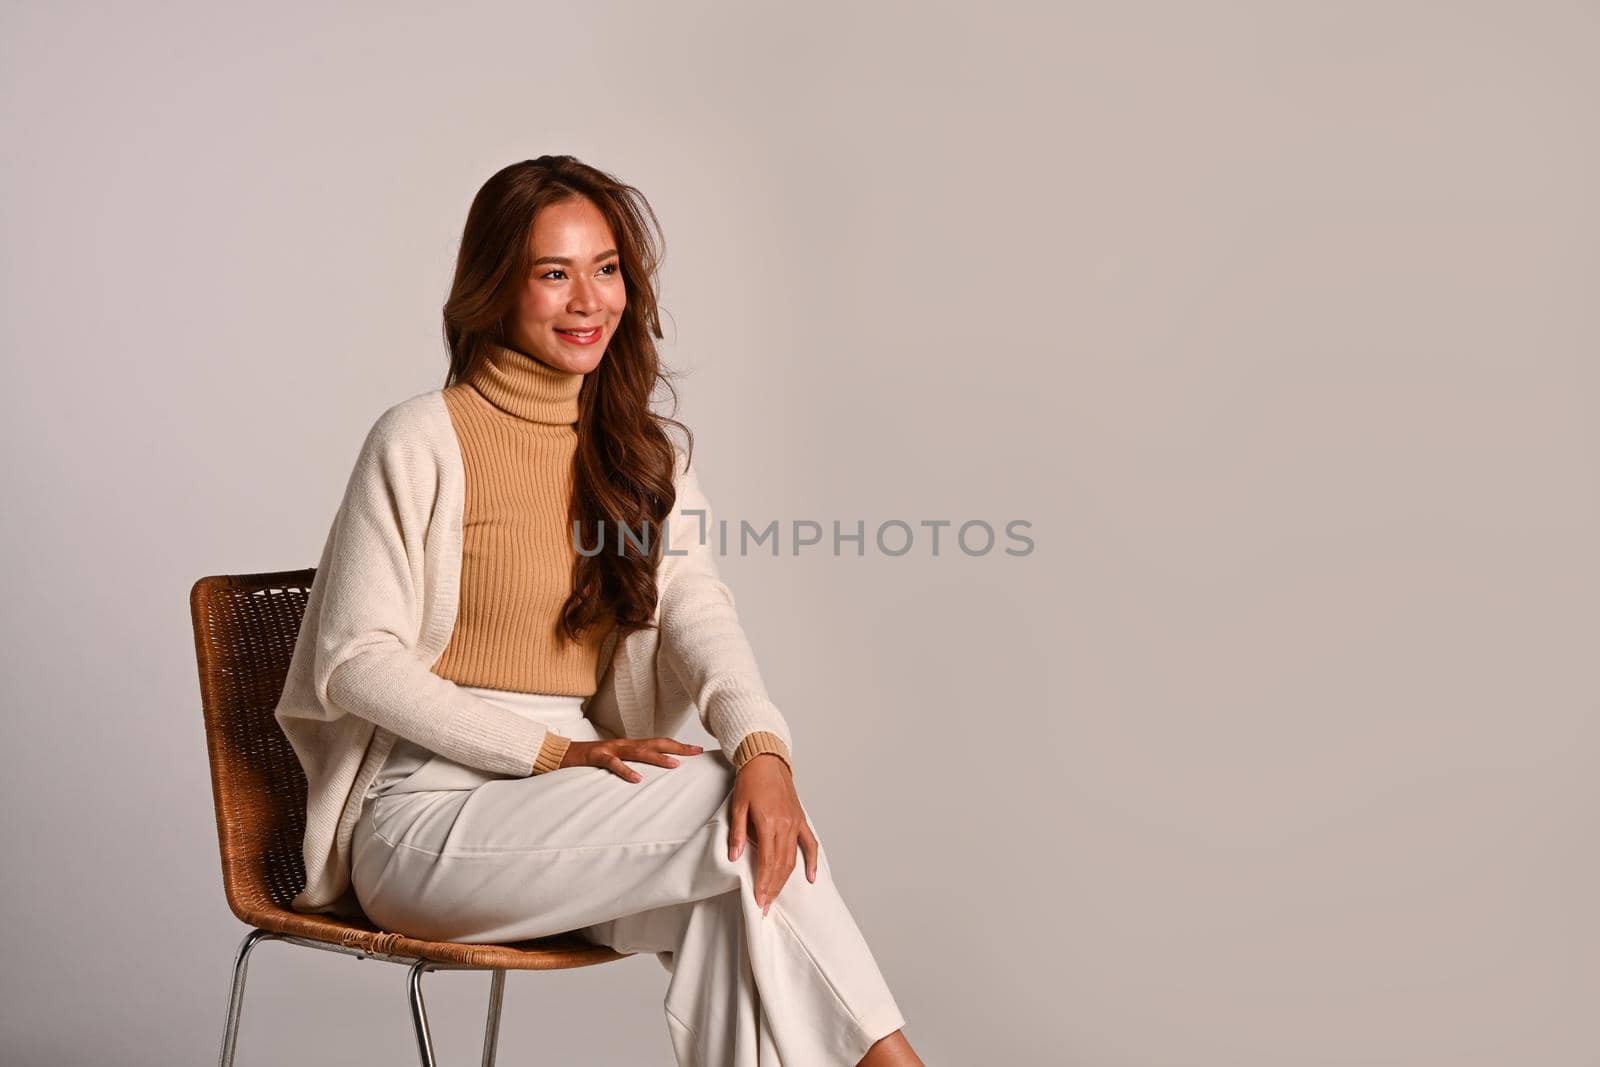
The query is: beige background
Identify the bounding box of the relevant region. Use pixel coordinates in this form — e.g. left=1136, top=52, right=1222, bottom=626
left=3, top=1, right=1597, bottom=1064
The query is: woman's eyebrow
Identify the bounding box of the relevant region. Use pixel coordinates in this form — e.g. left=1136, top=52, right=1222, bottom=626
left=533, top=249, right=619, bottom=266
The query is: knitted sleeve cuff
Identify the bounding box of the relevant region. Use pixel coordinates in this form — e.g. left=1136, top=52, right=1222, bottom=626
left=730, top=731, right=792, bottom=775
left=532, top=732, right=572, bottom=775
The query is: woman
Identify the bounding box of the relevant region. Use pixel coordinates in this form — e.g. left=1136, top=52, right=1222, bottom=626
left=272, top=155, right=925, bottom=1067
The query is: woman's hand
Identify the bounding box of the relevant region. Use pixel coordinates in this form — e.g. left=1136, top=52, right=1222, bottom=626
left=727, top=754, right=818, bottom=915
left=562, top=737, right=703, bottom=782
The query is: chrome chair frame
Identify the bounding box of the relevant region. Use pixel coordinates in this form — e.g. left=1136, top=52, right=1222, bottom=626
left=221, top=927, right=511, bottom=1067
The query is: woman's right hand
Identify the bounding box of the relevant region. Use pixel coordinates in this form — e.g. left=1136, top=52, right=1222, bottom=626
left=560, top=737, right=704, bottom=782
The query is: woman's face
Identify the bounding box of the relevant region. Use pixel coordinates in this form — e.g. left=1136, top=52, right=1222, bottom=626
left=504, top=196, right=627, bottom=374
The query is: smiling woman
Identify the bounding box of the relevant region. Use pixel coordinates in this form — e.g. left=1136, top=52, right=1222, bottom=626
left=274, top=155, right=924, bottom=1066
left=506, top=197, right=626, bottom=373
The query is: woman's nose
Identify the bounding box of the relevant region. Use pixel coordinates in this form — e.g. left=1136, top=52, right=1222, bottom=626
left=568, top=279, right=601, bottom=312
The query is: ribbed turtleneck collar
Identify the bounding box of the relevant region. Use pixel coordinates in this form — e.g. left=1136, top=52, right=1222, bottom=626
left=465, top=342, right=585, bottom=425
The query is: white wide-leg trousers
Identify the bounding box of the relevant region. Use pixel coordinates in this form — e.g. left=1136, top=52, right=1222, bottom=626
left=349, top=686, right=906, bottom=1066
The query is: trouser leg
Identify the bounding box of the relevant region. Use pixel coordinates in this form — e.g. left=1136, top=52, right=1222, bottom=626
left=353, top=751, right=904, bottom=1065
left=585, top=891, right=773, bottom=1066
left=579, top=791, right=906, bottom=1066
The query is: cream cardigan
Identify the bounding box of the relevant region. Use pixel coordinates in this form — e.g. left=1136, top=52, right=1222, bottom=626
left=273, top=389, right=796, bottom=916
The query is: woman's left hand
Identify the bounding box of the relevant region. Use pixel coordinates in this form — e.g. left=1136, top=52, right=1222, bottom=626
left=727, top=754, right=818, bottom=915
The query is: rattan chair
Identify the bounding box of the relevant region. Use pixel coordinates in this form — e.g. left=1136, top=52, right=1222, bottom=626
left=189, top=569, right=630, bottom=1066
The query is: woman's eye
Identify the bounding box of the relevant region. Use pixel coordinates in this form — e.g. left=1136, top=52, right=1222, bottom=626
left=541, top=263, right=619, bottom=280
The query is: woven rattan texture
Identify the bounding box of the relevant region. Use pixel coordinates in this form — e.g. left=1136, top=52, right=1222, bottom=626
left=190, top=569, right=627, bottom=971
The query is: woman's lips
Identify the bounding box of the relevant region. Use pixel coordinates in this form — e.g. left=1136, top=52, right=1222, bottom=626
left=555, top=326, right=603, bottom=345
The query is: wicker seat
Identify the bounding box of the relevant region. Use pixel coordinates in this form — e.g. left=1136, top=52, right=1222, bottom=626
left=189, top=569, right=629, bottom=1066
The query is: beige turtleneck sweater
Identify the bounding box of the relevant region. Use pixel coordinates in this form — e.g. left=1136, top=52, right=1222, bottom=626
left=433, top=342, right=791, bottom=776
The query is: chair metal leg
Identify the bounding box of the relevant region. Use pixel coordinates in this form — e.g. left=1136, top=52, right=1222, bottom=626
left=409, top=961, right=510, bottom=1067
left=481, top=969, right=507, bottom=1067
left=218, top=928, right=510, bottom=1067
left=219, top=928, right=280, bottom=1067
left=408, top=960, right=440, bottom=1067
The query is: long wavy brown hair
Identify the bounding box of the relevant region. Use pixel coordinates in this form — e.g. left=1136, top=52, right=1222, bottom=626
left=441, top=156, right=692, bottom=644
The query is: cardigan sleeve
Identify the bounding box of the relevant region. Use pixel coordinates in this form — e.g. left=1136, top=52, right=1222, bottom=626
left=303, top=406, right=570, bottom=777
left=655, top=459, right=795, bottom=776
